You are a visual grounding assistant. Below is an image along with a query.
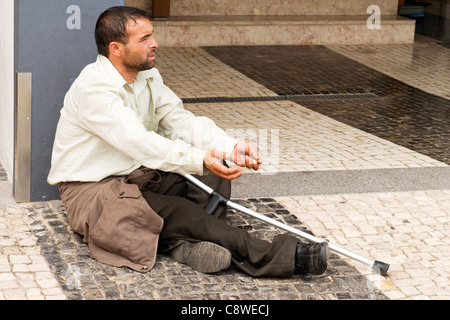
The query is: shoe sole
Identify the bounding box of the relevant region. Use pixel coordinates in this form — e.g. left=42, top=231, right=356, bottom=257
left=296, top=242, right=329, bottom=275
left=171, top=242, right=232, bottom=273
left=310, top=242, right=329, bottom=275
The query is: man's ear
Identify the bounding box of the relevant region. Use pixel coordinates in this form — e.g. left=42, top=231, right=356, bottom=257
left=109, top=42, right=123, bottom=58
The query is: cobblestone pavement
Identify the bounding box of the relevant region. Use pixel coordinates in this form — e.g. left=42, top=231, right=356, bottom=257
left=14, top=199, right=388, bottom=300
left=1, top=34, right=449, bottom=300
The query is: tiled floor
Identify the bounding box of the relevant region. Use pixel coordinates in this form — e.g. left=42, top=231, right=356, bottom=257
left=328, top=38, right=450, bottom=100
left=277, top=190, right=450, bottom=299
left=202, top=44, right=450, bottom=165
left=187, top=99, right=446, bottom=173
left=157, top=43, right=449, bottom=172
left=156, top=47, right=277, bottom=99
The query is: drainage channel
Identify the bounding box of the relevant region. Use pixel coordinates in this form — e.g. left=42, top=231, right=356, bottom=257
left=182, top=92, right=378, bottom=104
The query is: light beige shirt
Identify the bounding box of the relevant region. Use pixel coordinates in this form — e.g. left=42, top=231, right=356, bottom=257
left=47, top=55, right=237, bottom=184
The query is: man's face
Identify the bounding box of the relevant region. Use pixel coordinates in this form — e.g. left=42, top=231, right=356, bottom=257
left=122, top=18, right=158, bottom=72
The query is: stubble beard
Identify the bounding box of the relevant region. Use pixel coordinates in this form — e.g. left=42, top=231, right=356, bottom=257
left=123, top=50, right=155, bottom=72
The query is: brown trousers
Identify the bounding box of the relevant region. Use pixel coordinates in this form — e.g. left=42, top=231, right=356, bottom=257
left=59, top=168, right=298, bottom=277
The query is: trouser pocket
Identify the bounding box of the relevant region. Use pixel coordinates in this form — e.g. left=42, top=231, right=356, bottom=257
left=90, top=178, right=163, bottom=265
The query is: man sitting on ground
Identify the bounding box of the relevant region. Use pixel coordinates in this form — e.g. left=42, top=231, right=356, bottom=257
left=48, top=6, right=329, bottom=277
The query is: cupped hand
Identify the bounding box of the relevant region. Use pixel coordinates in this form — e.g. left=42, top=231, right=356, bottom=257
left=230, top=141, right=262, bottom=171
left=203, top=149, right=243, bottom=180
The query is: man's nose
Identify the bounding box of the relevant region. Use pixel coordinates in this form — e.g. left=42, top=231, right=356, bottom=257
left=150, top=36, right=159, bottom=48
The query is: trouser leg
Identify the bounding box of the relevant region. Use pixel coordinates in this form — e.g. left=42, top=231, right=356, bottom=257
left=141, top=172, right=297, bottom=277
left=147, top=171, right=230, bottom=219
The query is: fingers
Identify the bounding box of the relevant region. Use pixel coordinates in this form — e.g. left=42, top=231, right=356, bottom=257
left=232, top=142, right=262, bottom=171
left=204, top=149, right=228, bottom=166
left=204, top=143, right=263, bottom=180
left=211, top=164, right=243, bottom=180
left=204, top=149, right=243, bottom=180
left=209, top=149, right=228, bottom=161
left=236, top=154, right=257, bottom=168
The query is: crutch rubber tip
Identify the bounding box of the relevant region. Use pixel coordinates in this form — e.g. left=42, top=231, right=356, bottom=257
left=372, top=260, right=390, bottom=276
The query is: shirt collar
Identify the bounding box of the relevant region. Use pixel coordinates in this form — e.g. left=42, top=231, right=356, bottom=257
left=96, top=54, right=156, bottom=90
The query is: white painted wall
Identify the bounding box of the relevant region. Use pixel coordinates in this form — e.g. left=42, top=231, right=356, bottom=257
left=0, top=0, right=15, bottom=181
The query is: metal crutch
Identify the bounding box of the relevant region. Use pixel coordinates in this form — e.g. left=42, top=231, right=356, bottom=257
left=184, top=173, right=390, bottom=276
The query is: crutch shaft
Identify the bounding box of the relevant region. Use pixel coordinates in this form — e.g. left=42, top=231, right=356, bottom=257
left=227, top=200, right=375, bottom=266
left=184, top=174, right=389, bottom=276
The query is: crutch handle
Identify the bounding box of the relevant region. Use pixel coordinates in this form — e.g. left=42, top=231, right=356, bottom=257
left=204, top=191, right=229, bottom=214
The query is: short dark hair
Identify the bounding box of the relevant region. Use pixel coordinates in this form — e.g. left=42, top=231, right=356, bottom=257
left=95, top=6, right=152, bottom=57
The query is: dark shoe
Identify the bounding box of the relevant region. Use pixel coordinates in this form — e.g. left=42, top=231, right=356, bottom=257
left=295, top=242, right=329, bottom=275
left=170, top=241, right=231, bottom=273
